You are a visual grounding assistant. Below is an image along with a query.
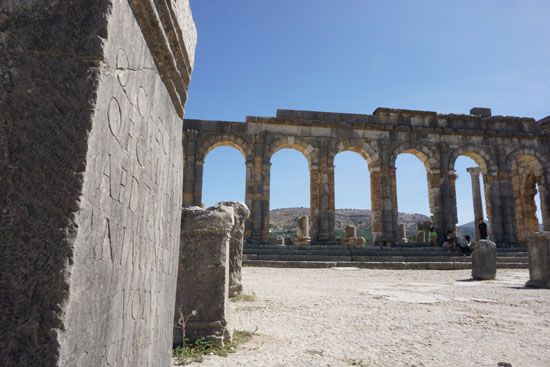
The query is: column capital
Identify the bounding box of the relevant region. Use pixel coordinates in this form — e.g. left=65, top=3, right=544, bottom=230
left=466, top=166, right=482, bottom=177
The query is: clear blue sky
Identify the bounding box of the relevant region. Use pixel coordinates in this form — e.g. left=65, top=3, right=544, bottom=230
left=189, top=0, right=549, bottom=225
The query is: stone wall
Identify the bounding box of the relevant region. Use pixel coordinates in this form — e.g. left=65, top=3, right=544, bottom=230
left=183, top=109, right=550, bottom=246
left=0, top=1, right=196, bottom=366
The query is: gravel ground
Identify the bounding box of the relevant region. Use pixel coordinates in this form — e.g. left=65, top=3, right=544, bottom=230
left=182, top=268, right=550, bottom=367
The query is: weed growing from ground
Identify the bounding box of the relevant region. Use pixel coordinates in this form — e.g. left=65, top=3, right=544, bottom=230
left=173, top=330, right=255, bottom=365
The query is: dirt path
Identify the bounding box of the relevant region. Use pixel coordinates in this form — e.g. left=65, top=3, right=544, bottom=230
left=183, top=268, right=550, bottom=367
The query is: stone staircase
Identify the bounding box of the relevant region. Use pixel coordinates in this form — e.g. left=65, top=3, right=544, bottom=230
left=243, top=243, right=528, bottom=270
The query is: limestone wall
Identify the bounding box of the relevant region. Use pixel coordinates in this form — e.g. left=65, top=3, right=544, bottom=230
left=0, top=0, right=196, bottom=366
left=183, top=108, right=550, bottom=246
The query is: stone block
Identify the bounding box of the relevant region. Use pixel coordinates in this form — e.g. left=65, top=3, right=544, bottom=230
left=0, top=1, right=195, bottom=366
left=214, top=202, right=251, bottom=297
left=471, top=240, right=497, bottom=280
left=174, top=205, right=235, bottom=347
left=523, top=233, right=550, bottom=288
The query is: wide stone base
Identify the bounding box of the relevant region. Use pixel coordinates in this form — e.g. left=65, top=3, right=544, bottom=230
left=471, top=240, right=497, bottom=280
left=523, top=233, right=550, bottom=289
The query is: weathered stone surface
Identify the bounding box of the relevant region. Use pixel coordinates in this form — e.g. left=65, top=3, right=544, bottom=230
left=341, top=224, right=366, bottom=246
left=0, top=1, right=195, bottom=366
left=523, top=233, right=550, bottom=288
left=471, top=240, right=497, bottom=280
left=183, top=107, right=549, bottom=247
left=399, top=223, right=408, bottom=242
left=296, top=215, right=311, bottom=245
left=416, top=230, right=427, bottom=244
left=174, top=205, right=235, bottom=346
left=213, top=202, right=251, bottom=297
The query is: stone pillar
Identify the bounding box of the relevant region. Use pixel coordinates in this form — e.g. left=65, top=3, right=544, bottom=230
left=471, top=240, right=497, bottom=280
left=485, top=172, right=517, bottom=245
left=467, top=167, right=485, bottom=240
left=0, top=1, right=196, bottom=366
left=310, top=146, right=336, bottom=244
left=431, top=147, right=458, bottom=236
left=370, top=164, right=399, bottom=245
left=213, top=202, right=251, bottom=297
left=345, top=224, right=357, bottom=239
left=295, top=216, right=311, bottom=245
left=175, top=205, right=235, bottom=346
left=246, top=140, right=270, bottom=242
left=523, top=232, right=550, bottom=288
left=182, top=131, right=203, bottom=207
left=542, top=177, right=550, bottom=231
left=399, top=223, right=407, bottom=242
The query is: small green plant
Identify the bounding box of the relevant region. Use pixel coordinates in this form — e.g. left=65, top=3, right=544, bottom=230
left=230, top=292, right=256, bottom=302
left=346, top=359, right=368, bottom=367
left=173, top=330, right=255, bottom=365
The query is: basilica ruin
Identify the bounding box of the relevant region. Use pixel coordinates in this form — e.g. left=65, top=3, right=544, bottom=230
left=183, top=109, right=550, bottom=246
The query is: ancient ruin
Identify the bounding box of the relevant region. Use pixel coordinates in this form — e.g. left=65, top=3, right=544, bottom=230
left=1, top=0, right=196, bottom=365
left=523, top=233, right=550, bottom=288
left=175, top=204, right=239, bottom=346
left=471, top=240, right=498, bottom=280
left=183, top=109, right=550, bottom=246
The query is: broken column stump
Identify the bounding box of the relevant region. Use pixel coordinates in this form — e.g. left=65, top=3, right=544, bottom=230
left=175, top=205, right=235, bottom=346
left=342, top=224, right=366, bottom=247
left=471, top=240, right=497, bottom=280
left=214, top=202, right=251, bottom=297
left=0, top=1, right=196, bottom=366
left=295, top=215, right=311, bottom=245
left=523, top=233, right=550, bottom=288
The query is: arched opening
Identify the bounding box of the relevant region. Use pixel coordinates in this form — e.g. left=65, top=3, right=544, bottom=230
left=269, top=149, right=310, bottom=239
left=395, top=152, right=431, bottom=242
left=454, top=156, right=489, bottom=239
left=334, top=151, right=372, bottom=242
left=511, top=154, right=545, bottom=236
left=202, top=146, right=246, bottom=207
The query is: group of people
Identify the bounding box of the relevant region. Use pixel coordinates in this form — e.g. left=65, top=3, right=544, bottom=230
left=426, top=219, right=488, bottom=256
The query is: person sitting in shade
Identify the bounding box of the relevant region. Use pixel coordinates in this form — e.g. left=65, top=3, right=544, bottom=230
left=457, top=235, right=471, bottom=256
left=442, top=230, right=457, bottom=251
left=478, top=218, right=488, bottom=240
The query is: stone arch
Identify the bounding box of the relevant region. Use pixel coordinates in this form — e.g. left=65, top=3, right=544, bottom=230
left=331, top=139, right=378, bottom=168
left=507, top=149, right=547, bottom=235
left=197, top=134, right=253, bottom=162
left=505, top=146, right=548, bottom=174
left=449, top=145, right=497, bottom=175
left=265, top=136, right=319, bottom=166
left=390, top=142, right=438, bottom=171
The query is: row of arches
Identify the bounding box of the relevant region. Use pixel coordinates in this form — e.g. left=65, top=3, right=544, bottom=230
left=201, top=144, right=546, bottom=242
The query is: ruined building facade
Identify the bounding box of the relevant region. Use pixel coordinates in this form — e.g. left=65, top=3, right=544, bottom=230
left=183, top=109, right=550, bottom=246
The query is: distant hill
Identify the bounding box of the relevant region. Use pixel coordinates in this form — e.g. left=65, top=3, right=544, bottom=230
left=269, top=208, right=430, bottom=241
left=457, top=221, right=544, bottom=237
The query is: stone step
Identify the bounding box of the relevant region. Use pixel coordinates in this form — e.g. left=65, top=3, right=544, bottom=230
left=243, top=260, right=529, bottom=270
left=243, top=249, right=528, bottom=257
left=243, top=254, right=527, bottom=263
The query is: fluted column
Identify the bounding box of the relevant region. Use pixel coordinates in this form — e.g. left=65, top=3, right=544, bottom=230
left=467, top=167, right=484, bottom=240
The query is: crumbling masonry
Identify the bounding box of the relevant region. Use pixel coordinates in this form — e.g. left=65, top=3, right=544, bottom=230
left=183, top=110, right=550, bottom=246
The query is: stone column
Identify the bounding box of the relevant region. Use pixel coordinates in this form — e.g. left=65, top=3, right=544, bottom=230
left=370, top=164, right=399, bottom=245
left=295, top=215, right=311, bottom=245
left=182, top=131, right=203, bottom=207
left=523, top=232, right=550, bottom=288
left=175, top=205, right=235, bottom=346
left=467, top=167, right=485, bottom=240
left=310, top=146, right=336, bottom=244
left=0, top=1, right=196, bottom=366
left=213, top=202, right=251, bottom=297
left=486, top=172, right=518, bottom=245
left=246, top=141, right=270, bottom=243
left=429, top=147, right=458, bottom=236
left=471, top=240, right=497, bottom=280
